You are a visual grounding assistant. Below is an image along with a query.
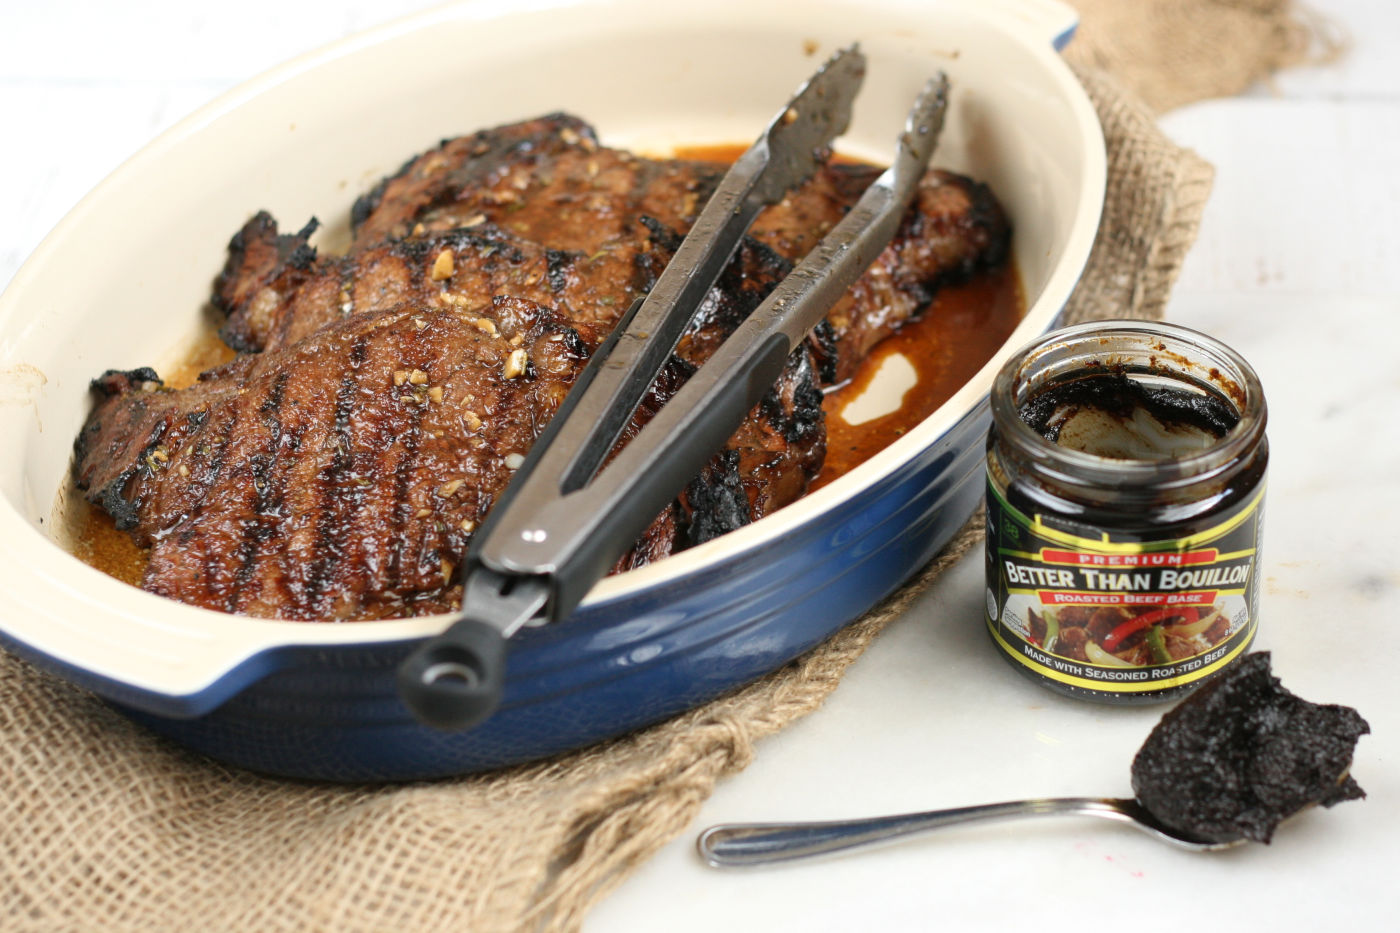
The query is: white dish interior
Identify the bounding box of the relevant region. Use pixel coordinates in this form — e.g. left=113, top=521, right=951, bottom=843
left=0, top=0, right=1103, bottom=696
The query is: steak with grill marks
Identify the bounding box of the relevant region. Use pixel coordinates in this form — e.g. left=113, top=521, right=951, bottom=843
left=344, top=113, right=1008, bottom=384
left=76, top=299, right=601, bottom=619
left=215, top=217, right=648, bottom=353
left=211, top=208, right=822, bottom=535
left=73, top=112, right=1010, bottom=621
left=75, top=234, right=821, bottom=619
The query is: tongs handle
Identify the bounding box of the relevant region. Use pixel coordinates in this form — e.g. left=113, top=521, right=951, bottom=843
left=474, top=46, right=868, bottom=596
left=397, top=567, right=549, bottom=730
left=399, top=48, right=866, bottom=731
left=499, top=72, right=950, bottom=616
left=399, top=58, right=949, bottom=732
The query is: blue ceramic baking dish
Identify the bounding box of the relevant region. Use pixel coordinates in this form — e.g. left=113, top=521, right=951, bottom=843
left=0, top=0, right=1103, bottom=781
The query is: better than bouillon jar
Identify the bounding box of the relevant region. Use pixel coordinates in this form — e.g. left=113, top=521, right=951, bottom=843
left=984, top=320, right=1268, bottom=704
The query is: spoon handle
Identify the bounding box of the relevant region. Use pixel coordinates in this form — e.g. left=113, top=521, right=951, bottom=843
left=697, top=797, right=1132, bottom=867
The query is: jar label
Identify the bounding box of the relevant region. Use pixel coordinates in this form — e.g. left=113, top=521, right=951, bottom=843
left=984, top=481, right=1264, bottom=695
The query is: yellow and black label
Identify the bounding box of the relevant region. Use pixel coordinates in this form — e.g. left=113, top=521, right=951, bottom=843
left=984, top=481, right=1264, bottom=697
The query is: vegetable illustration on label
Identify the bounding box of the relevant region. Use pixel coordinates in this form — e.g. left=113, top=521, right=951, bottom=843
left=986, top=482, right=1262, bottom=694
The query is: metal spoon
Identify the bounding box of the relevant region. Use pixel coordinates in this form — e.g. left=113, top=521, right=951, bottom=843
left=697, top=796, right=1240, bottom=868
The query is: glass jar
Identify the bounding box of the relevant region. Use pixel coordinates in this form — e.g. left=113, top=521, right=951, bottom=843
left=984, top=320, right=1268, bottom=704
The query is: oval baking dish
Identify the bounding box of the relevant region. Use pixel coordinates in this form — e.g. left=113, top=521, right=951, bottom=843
left=0, top=0, right=1103, bottom=780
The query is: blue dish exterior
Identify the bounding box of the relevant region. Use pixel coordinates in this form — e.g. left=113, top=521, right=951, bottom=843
left=1052, top=21, right=1078, bottom=52
left=112, top=397, right=993, bottom=782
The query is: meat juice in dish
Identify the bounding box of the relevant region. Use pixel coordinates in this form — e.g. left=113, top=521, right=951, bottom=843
left=69, top=114, right=1020, bottom=620
left=674, top=144, right=1024, bottom=494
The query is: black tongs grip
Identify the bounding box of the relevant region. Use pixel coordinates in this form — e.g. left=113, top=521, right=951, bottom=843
left=399, top=52, right=949, bottom=730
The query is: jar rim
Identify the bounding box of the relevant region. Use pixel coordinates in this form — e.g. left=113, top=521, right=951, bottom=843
left=991, top=320, right=1268, bottom=489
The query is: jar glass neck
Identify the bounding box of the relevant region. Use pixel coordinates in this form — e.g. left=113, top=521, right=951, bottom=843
left=991, top=321, right=1267, bottom=509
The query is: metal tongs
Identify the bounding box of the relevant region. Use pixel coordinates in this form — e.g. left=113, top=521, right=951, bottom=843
left=398, top=46, right=949, bottom=730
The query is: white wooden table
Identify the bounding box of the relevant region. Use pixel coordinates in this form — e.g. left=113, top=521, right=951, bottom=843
left=4, top=3, right=1396, bottom=930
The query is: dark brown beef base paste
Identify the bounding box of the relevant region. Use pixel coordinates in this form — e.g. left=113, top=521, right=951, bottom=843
left=1131, top=652, right=1368, bottom=844
left=1020, top=370, right=1238, bottom=447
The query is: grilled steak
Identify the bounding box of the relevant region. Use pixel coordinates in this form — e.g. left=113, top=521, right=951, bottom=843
left=76, top=236, right=820, bottom=619
left=74, top=112, right=1009, bottom=621
left=216, top=217, right=646, bottom=354
left=77, top=299, right=596, bottom=618
left=349, top=114, right=709, bottom=255
left=343, top=113, right=1008, bottom=385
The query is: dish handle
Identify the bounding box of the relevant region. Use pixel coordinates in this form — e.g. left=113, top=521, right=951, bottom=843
left=976, top=0, right=1080, bottom=51
left=0, top=530, right=433, bottom=718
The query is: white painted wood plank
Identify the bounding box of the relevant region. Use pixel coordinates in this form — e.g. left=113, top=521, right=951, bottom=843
left=1162, top=98, right=1400, bottom=297
left=0, top=1, right=439, bottom=82
left=1245, top=0, right=1400, bottom=102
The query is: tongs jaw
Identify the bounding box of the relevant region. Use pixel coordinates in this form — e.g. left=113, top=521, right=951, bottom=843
left=399, top=47, right=950, bottom=730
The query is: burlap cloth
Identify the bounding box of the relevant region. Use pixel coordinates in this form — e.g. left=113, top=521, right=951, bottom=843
left=0, top=2, right=1328, bottom=930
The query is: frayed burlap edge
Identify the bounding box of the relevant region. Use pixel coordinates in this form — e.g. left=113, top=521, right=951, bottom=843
left=525, top=518, right=985, bottom=931
left=1066, top=0, right=1341, bottom=113
left=1062, top=67, right=1215, bottom=325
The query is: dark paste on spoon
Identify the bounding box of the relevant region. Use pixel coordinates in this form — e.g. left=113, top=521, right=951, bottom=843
left=1130, top=652, right=1369, bottom=844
